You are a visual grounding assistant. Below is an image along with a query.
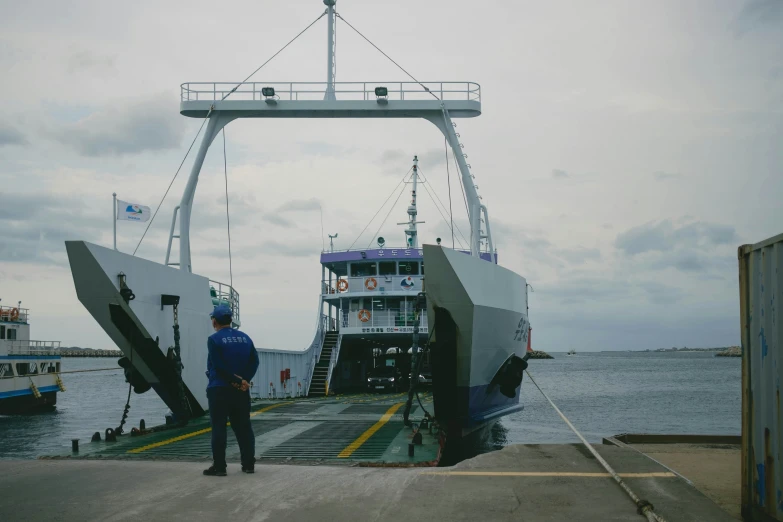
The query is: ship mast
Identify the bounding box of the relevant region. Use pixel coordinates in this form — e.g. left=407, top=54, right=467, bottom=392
left=398, top=155, right=424, bottom=248
left=324, top=0, right=337, bottom=101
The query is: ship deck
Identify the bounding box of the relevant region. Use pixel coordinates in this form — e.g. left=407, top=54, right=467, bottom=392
left=46, top=392, right=442, bottom=466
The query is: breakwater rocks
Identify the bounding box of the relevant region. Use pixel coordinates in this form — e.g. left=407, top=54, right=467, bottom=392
left=527, top=350, right=554, bottom=359
left=715, top=346, right=741, bottom=357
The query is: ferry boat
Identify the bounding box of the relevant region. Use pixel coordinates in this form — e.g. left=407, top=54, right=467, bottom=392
left=0, top=301, right=65, bottom=413
left=64, top=0, right=531, bottom=438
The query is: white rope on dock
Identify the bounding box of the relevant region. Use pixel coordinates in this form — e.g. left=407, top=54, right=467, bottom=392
left=525, top=370, right=668, bottom=522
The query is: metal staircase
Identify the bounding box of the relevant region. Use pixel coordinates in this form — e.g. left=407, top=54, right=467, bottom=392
left=308, top=331, right=339, bottom=397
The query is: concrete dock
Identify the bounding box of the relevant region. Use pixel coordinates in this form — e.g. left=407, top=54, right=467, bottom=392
left=0, top=443, right=739, bottom=521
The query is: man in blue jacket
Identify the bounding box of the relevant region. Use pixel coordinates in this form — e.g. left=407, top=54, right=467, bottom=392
left=203, top=304, right=260, bottom=476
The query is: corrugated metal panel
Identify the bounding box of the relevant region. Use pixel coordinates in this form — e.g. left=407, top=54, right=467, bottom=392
left=740, top=232, right=783, bottom=522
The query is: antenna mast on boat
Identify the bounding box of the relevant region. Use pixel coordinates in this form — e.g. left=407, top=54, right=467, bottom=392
left=324, top=0, right=337, bottom=101
left=398, top=155, right=424, bottom=248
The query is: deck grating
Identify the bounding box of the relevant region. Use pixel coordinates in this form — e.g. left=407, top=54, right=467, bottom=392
left=44, top=393, right=441, bottom=466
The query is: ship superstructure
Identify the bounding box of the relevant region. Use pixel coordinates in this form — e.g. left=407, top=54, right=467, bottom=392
left=316, top=156, right=497, bottom=399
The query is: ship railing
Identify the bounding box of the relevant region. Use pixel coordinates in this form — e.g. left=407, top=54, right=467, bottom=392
left=0, top=305, right=30, bottom=323
left=322, top=246, right=426, bottom=254
left=340, top=308, right=428, bottom=329
left=303, top=299, right=328, bottom=396
left=181, top=81, right=480, bottom=103
left=325, top=333, right=343, bottom=396
left=5, top=340, right=62, bottom=355
left=325, top=275, right=424, bottom=295
left=209, top=280, right=240, bottom=326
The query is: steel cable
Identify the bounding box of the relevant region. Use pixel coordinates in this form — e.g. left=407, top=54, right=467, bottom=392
left=133, top=11, right=326, bottom=255
left=525, top=370, right=667, bottom=522
left=335, top=12, right=440, bottom=101
left=347, top=167, right=411, bottom=250
left=222, top=129, right=233, bottom=290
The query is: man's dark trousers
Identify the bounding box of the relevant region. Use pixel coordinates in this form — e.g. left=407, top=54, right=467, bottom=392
left=207, top=386, right=255, bottom=470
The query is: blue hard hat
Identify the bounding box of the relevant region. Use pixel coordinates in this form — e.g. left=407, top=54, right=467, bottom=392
left=210, top=304, right=232, bottom=321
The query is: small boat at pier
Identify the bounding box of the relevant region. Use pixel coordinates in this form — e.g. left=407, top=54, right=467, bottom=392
left=0, top=300, right=65, bottom=413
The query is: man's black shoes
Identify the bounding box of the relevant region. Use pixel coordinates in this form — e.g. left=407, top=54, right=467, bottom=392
left=241, top=457, right=255, bottom=473
left=203, top=461, right=254, bottom=475
left=203, top=466, right=227, bottom=477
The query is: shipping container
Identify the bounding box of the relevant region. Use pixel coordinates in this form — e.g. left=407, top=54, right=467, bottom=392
left=739, top=232, right=783, bottom=522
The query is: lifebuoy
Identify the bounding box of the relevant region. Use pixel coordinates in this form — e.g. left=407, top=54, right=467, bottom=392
left=364, top=277, right=377, bottom=291
left=358, top=309, right=371, bottom=323
left=337, top=280, right=349, bottom=292
left=10, top=308, right=19, bottom=321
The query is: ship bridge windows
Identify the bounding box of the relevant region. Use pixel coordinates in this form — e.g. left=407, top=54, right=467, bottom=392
left=0, top=325, right=4, bottom=339
left=379, top=261, right=397, bottom=276
left=0, top=363, right=13, bottom=378
left=350, top=262, right=377, bottom=277
left=398, top=261, right=419, bottom=275
left=6, top=328, right=16, bottom=340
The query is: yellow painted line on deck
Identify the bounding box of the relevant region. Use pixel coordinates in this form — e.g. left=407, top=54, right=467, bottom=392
left=337, top=402, right=404, bottom=458
left=127, top=402, right=288, bottom=454
left=250, top=402, right=288, bottom=418
left=421, top=471, right=677, bottom=478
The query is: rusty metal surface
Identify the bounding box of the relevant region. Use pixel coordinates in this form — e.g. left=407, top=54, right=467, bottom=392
left=739, top=232, right=783, bottom=521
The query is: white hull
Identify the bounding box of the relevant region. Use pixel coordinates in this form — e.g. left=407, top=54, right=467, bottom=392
left=423, top=245, right=529, bottom=430
left=0, top=371, right=60, bottom=412
left=66, top=241, right=213, bottom=416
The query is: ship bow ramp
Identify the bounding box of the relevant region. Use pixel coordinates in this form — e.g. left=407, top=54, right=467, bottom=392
left=423, top=245, right=528, bottom=430
left=65, top=241, right=211, bottom=418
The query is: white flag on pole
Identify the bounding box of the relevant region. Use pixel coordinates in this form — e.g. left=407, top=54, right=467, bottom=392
left=116, top=200, right=151, bottom=222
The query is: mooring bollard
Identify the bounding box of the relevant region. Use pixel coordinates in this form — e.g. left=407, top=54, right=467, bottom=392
left=139, top=419, right=146, bottom=431
left=72, top=439, right=79, bottom=453
left=91, top=432, right=101, bottom=442
left=408, top=443, right=415, bottom=457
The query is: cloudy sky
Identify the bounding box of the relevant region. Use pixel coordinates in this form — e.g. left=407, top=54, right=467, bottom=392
left=1, top=0, right=781, bottom=352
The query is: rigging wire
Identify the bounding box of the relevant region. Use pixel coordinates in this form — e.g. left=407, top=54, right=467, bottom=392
left=418, top=166, right=469, bottom=247
left=452, top=145, right=472, bottom=247
left=133, top=12, right=327, bottom=255
left=366, top=183, right=408, bottom=249
left=445, top=138, right=455, bottom=249
left=451, top=147, right=471, bottom=224
left=221, top=11, right=327, bottom=101
left=418, top=180, right=466, bottom=249
left=335, top=12, right=440, bottom=101
left=347, top=167, right=411, bottom=250
left=132, top=111, right=213, bottom=256
left=222, top=128, right=233, bottom=290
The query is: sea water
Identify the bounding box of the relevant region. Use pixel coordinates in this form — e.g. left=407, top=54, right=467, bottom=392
left=0, top=351, right=740, bottom=459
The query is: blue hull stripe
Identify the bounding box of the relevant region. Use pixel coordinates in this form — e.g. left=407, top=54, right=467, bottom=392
left=461, top=383, right=523, bottom=426
left=0, top=355, right=61, bottom=360
left=0, top=385, right=59, bottom=399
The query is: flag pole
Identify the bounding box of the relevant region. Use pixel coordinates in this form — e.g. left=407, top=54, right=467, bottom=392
left=113, top=193, right=117, bottom=251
